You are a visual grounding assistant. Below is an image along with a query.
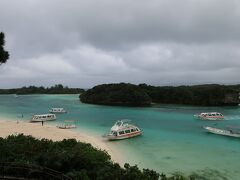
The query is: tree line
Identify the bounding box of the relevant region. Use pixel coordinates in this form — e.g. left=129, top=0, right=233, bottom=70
left=80, top=83, right=240, bottom=106
left=0, top=84, right=85, bottom=94
left=139, top=83, right=240, bottom=106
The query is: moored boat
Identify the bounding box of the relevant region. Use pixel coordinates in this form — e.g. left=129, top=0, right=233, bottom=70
left=31, top=114, right=56, bottom=122
left=57, top=120, right=76, bottom=129
left=103, top=120, right=142, bottom=140
left=194, top=112, right=224, bottom=120
left=49, top=107, right=67, bottom=113
left=204, top=126, right=240, bottom=138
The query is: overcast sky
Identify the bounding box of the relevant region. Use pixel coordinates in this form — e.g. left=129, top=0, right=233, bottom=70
left=0, top=0, right=240, bottom=88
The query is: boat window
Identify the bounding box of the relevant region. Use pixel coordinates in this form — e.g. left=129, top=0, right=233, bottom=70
left=113, top=132, right=117, bottom=136
left=131, top=129, right=136, bottom=132
left=125, top=130, right=130, bottom=134
left=119, top=131, right=125, bottom=135
left=136, top=128, right=139, bottom=131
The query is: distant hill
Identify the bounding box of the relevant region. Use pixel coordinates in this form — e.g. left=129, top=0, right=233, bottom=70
left=80, top=83, right=240, bottom=106
left=80, top=83, right=152, bottom=106
left=0, top=84, right=85, bottom=94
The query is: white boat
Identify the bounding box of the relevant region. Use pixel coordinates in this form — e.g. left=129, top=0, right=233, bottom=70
left=49, top=108, right=66, bottom=113
left=31, top=114, right=56, bottom=122
left=194, top=112, right=224, bottom=120
left=57, top=120, right=76, bottom=129
left=103, top=120, right=142, bottom=140
left=204, top=126, right=240, bottom=138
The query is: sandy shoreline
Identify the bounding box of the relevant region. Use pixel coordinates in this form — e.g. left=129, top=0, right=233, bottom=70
left=0, top=118, right=123, bottom=166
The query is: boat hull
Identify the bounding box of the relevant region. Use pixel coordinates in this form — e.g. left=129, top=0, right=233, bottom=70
left=57, top=125, right=76, bottom=129
left=49, top=111, right=66, bottom=113
left=31, top=118, right=56, bottom=122
left=204, top=126, right=240, bottom=138
left=200, top=117, right=224, bottom=121
left=196, top=115, right=224, bottom=121
left=107, top=131, right=142, bottom=140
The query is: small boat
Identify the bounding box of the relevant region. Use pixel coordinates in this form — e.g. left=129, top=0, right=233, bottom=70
left=31, top=114, right=56, bottom=122
left=57, top=120, right=76, bottom=129
left=204, top=126, right=240, bottom=138
left=194, top=112, right=224, bottom=121
left=49, top=108, right=67, bottom=113
left=103, top=120, right=142, bottom=140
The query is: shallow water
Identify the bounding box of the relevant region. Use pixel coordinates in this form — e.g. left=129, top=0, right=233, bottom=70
left=0, top=94, right=240, bottom=179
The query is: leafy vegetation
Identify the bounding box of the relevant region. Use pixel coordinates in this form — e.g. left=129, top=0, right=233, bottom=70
left=80, top=83, right=240, bottom=106
left=139, top=83, right=240, bottom=106
left=0, top=84, right=85, bottom=94
left=0, top=32, right=9, bottom=65
left=0, top=134, right=163, bottom=179
left=80, top=83, right=152, bottom=106
left=0, top=134, right=200, bottom=179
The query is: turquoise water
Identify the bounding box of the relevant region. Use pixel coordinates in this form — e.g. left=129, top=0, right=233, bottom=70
left=0, top=94, right=240, bottom=179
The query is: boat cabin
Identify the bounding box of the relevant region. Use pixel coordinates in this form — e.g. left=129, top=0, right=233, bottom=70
left=111, top=127, right=140, bottom=136
left=49, top=108, right=66, bottom=113
left=105, top=120, right=142, bottom=140
left=196, top=112, right=224, bottom=120
left=57, top=120, right=76, bottom=129
left=200, top=112, right=223, bottom=117
left=31, top=114, right=56, bottom=122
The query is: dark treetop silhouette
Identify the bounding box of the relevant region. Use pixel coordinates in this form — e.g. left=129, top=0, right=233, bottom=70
left=80, top=83, right=240, bottom=106
left=0, top=32, right=9, bottom=65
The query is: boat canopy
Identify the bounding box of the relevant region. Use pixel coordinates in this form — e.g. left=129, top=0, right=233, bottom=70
left=200, top=112, right=223, bottom=116
left=111, top=119, right=138, bottom=132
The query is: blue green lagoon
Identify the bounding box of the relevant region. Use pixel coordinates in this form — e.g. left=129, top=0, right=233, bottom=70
left=0, top=94, right=240, bottom=179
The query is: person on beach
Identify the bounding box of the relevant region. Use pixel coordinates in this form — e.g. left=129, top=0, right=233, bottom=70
left=42, top=121, right=44, bottom=126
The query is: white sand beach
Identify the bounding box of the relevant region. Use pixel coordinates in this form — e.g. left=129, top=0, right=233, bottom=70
left=0, top=119, right=123, bottom=165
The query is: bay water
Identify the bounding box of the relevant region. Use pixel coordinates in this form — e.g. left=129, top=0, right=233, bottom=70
left=0, top=94, right=240, bottom=179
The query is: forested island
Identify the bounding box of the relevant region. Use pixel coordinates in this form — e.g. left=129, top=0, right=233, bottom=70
left=0, top=134, right=197, bottom=180
left=80, top=83, right=151, bottom=106
left=80, top=83, right=240, bottom=106
left=0, top=84, right=85, bottom=95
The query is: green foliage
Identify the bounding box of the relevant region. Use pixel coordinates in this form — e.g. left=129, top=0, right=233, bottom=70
left=80, top=83, right=239, bottom=106
left=80, top=83, right=152, bottom=106
left=0, top=84, right=85, bottom=94
left=139, top=84, right=240, bottom=106
left=0, top=134, right=161, bottom=179
left=0, top=32, right=9, bottom=64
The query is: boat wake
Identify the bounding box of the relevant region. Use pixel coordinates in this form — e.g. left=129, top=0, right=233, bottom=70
left=224, top=115, right=240, bottom=121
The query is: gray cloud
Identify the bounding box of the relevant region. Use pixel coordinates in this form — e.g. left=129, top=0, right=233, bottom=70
left=0, top=0, right=240, bottom=88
